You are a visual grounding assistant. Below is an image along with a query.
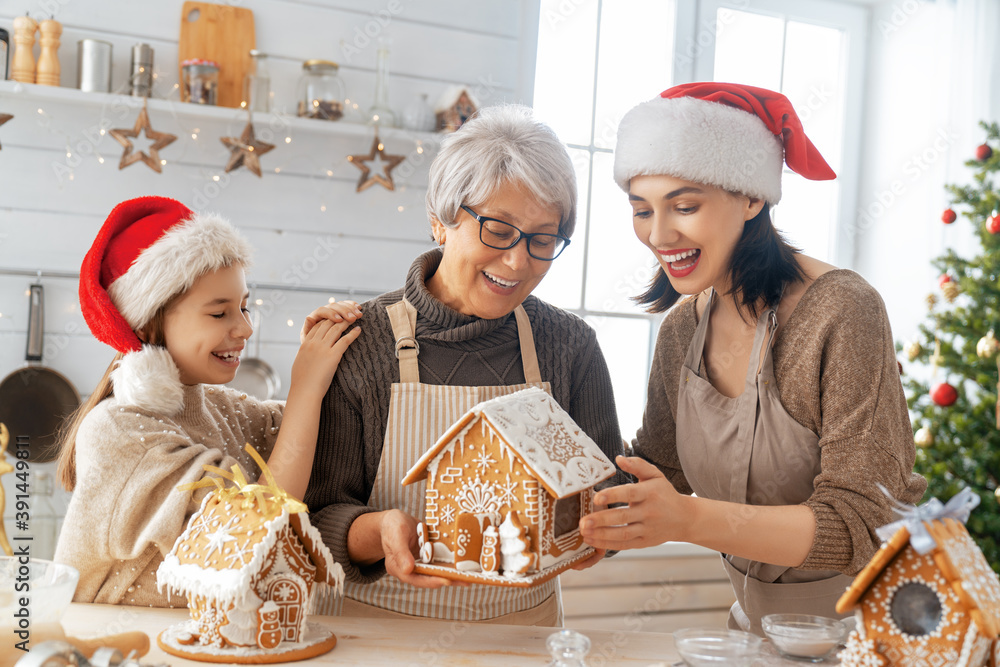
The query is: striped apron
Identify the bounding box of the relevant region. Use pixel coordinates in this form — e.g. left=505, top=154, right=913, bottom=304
left=339, top=298, right=562, bottom=623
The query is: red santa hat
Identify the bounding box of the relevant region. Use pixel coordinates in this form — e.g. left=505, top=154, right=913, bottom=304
left=80, top=196, right=253, bottom=354
left=613, top=82, right=836, bottom=204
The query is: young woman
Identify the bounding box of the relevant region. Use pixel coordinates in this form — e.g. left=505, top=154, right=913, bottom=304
left=54, top=196, right=360, bottom=607
left=579, top=82, right=927, bottom=634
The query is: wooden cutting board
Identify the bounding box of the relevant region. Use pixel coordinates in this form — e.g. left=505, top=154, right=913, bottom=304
left=178, top=1, right=255, bottom=109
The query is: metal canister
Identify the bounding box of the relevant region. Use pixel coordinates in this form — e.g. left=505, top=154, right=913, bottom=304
left=129, top=42, right=154, bottom=97
left=0, top=28, right=9, bottom=80
left=76, top=39, right=112, bottom=92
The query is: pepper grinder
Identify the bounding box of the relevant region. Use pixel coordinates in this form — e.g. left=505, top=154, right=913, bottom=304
left=36, top=17, right=61, bottom=86
left=11, top=14, right=37, bottom=84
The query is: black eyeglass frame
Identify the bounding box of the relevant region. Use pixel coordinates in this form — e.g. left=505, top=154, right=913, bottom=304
left=460, top=205, right=571, bottom=261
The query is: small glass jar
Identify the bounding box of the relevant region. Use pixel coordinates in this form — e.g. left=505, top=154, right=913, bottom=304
left=181, top=58, right=219, bottom=105
left=297, top=59, right=345, bottom=121
left=244, top=49, right=271, bottom=112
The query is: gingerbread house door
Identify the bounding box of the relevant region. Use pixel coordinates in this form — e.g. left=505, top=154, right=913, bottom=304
left=264, top=573, right=306, bottom=642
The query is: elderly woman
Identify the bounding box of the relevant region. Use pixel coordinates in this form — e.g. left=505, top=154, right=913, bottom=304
left=304, top=104, right=624, bottom=626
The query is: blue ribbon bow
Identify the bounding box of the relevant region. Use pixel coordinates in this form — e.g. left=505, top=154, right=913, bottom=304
left=875, top=484, right=980, bottom=555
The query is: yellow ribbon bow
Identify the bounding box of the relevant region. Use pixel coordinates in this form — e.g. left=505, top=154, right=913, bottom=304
left=177, top=443, right=308, bottom=518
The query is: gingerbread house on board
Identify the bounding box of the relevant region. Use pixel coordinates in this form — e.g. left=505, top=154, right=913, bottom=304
left=836, top=500, right=1000, bottom=667
left=156, top=466, right=344, bottom=663
left=401, top=387, right=617, bottom=586
left=434, top=85, right=479, bottom=133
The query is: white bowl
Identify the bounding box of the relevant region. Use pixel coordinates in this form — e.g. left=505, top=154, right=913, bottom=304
left=761, top=613, right=849, bottom=662
left=673, top=627, right=762, bottom=666
left=0, top=558, right=79, bottom=625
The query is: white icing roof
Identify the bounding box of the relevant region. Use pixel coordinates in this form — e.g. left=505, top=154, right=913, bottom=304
left=402, top=387, right=616, bottom=498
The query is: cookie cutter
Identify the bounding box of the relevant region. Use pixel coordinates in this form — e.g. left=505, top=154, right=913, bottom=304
left=14, top=641, right=170, bottom=667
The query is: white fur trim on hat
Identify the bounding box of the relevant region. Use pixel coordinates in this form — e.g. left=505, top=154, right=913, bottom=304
left=613, top=96, right=785, bottom=204
left=111, top=346, right=185, bottom=415
left=107, top=213, right=253, bottom=332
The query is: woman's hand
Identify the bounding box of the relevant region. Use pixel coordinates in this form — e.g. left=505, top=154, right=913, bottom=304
left=568, top=548, right=606, bottom=571
left=379, top=510, right=463, bottom=589
left=300, top=300, right=362, bottom=343
left=579, top=455, right=690, bottom=551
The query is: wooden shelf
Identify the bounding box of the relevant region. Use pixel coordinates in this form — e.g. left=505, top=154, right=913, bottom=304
left=0, top=79, right=439, bottom=144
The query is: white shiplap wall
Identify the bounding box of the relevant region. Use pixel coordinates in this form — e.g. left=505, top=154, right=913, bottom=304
left=0, top=0, right=540, bottom=554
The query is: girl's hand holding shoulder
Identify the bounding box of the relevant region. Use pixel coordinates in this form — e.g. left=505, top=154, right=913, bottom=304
left=290, top=300, right=363, bottom=395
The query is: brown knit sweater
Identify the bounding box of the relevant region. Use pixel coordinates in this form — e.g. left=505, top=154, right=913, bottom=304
left=55, top=384, right=282, bottom=607
left=304, top=249, right=625, bottom=584
left=633, top=270, right=927, bottom=575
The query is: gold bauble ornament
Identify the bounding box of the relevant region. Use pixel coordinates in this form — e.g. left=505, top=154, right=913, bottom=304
left=977, top=330, right=1000, bottom=359
left=926, top=293, right=938, bottom=310
left=941, top=281, right=960, bottom=303
left=904, top=340, right=922, bottom=362
left=914, top=426, right=934, bottom=448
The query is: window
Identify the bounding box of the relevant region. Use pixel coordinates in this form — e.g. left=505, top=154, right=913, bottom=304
left=553, top=494, right=582, bottom=538
left=532, top=0, right=675, bottom=438
left=889, top=581, right=943, bottom=636
left=531, top=0, right=866, bottom=438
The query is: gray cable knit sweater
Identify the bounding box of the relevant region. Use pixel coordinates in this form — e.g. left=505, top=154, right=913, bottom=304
left=304, top=249, right=625, bottom=584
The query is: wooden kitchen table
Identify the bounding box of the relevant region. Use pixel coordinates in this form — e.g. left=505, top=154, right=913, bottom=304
left=58, top=603, right=682, bottom=665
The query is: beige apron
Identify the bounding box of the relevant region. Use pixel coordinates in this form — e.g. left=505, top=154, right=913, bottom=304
left=325, top=298, right=561, bottom=624
left=675, top=289, right=851, bottom=635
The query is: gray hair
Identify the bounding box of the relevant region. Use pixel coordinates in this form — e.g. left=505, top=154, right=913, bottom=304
left=425, top=104, right=577, bottom=238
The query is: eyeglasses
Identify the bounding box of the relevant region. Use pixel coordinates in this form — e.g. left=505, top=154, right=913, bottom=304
left=460, top=205, right=571, bottom=261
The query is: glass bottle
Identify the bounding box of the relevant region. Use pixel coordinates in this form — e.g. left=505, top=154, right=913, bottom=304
left=368, top=38, right=396, bottom=128
left=547, top=629, right=591, bottom=667
left=297, top=60, right=346, bottom=121
left=244, top=49, right=271, bottom=113
left=402, top=93, right=435, bottom=132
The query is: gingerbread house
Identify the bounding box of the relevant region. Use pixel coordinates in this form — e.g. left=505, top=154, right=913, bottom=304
left=156, top=481, right=344, bottom=660
left=401, top=387, right=617, bottom=586
left=434, top=85, right=479, bottom=132
left=836, top=516, right=1000, bottom=667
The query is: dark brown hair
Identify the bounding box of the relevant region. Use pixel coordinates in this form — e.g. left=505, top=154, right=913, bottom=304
left=633, top=203, right=806, bottom=320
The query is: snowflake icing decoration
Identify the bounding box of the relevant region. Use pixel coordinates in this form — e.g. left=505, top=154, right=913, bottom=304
left=473, top=450, right=496, bottom=473
left=497, top=476, right=519, bottom=507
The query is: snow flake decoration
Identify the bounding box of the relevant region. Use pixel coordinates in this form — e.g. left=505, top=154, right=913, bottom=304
left=473, top=449, right=496, bottom=473
left=201, top=514, right=240, bottom=558
left=497, top=476, right=520, bottom=507
left=439, top=503, right=456, bottom=525
left=455, top=477, right=501, bottom=515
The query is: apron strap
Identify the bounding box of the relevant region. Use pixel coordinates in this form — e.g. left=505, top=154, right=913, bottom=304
left=387, top=299, right=420, bottom=383
left=513, top=305, right=543, bottom=384
left=685, top=289, right=715, bottom=375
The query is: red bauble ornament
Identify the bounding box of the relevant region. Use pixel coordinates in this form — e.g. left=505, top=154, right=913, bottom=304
left=938, top=274, right=953, bottom=288
left=941, top=208, right=957, bottom=224
left=976, top=143, right=993, bottom=161
left=931, top=382, right=958, bottom=407
left=988, top=214, right=1000, bottom=235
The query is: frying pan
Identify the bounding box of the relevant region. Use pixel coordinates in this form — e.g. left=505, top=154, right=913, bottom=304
left=0, top=284, right=81, bottom=462
left=228, top=293, right=280, bottom=400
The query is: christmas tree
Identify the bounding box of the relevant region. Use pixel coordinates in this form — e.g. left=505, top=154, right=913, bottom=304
left=901, top=121, right=1000, bottom=573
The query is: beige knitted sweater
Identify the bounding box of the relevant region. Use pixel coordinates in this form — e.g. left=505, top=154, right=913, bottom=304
left=633, top=270, right=927, bottom=575
left=55, top=354, right=282, bottom=607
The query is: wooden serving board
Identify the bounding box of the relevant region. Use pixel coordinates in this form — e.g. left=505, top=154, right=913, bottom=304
left=178, top=1, right=255, bottom=108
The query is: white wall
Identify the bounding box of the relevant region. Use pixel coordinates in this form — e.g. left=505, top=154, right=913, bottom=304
left=0, top=0, right=540, bottom=557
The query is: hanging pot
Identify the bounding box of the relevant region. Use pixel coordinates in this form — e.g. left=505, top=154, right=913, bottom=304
left=0, top=284, right=81, bottom=462
left=228, top=292, right=280, bottom=400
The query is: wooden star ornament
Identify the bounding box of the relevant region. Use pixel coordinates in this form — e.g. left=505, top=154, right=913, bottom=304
left=109, top=100, right=177, bottom=173
left=0, top=113, right=12, bottom=152
left=221, top=115, right=274, bottom=177
left=347, top=134, right=405, bottom=192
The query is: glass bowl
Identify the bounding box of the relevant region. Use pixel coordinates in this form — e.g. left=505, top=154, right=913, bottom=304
left=0, top=558, right=79, bottom=625
left=761, top=613, right=849, bottom=662
left=673, top=627, right=762, bottom=666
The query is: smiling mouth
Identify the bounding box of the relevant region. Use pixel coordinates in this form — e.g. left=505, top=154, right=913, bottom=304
left=212, top=350, right=242, bottom=362
left=483, top=271, right=519, bottom=288
left=660, top=249, right=700, bottom=264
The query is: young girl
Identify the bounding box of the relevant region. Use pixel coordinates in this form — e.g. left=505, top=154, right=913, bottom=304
left=580, top=83, right=927, bottom=634
left=54, top=196, right=361, bottom=607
